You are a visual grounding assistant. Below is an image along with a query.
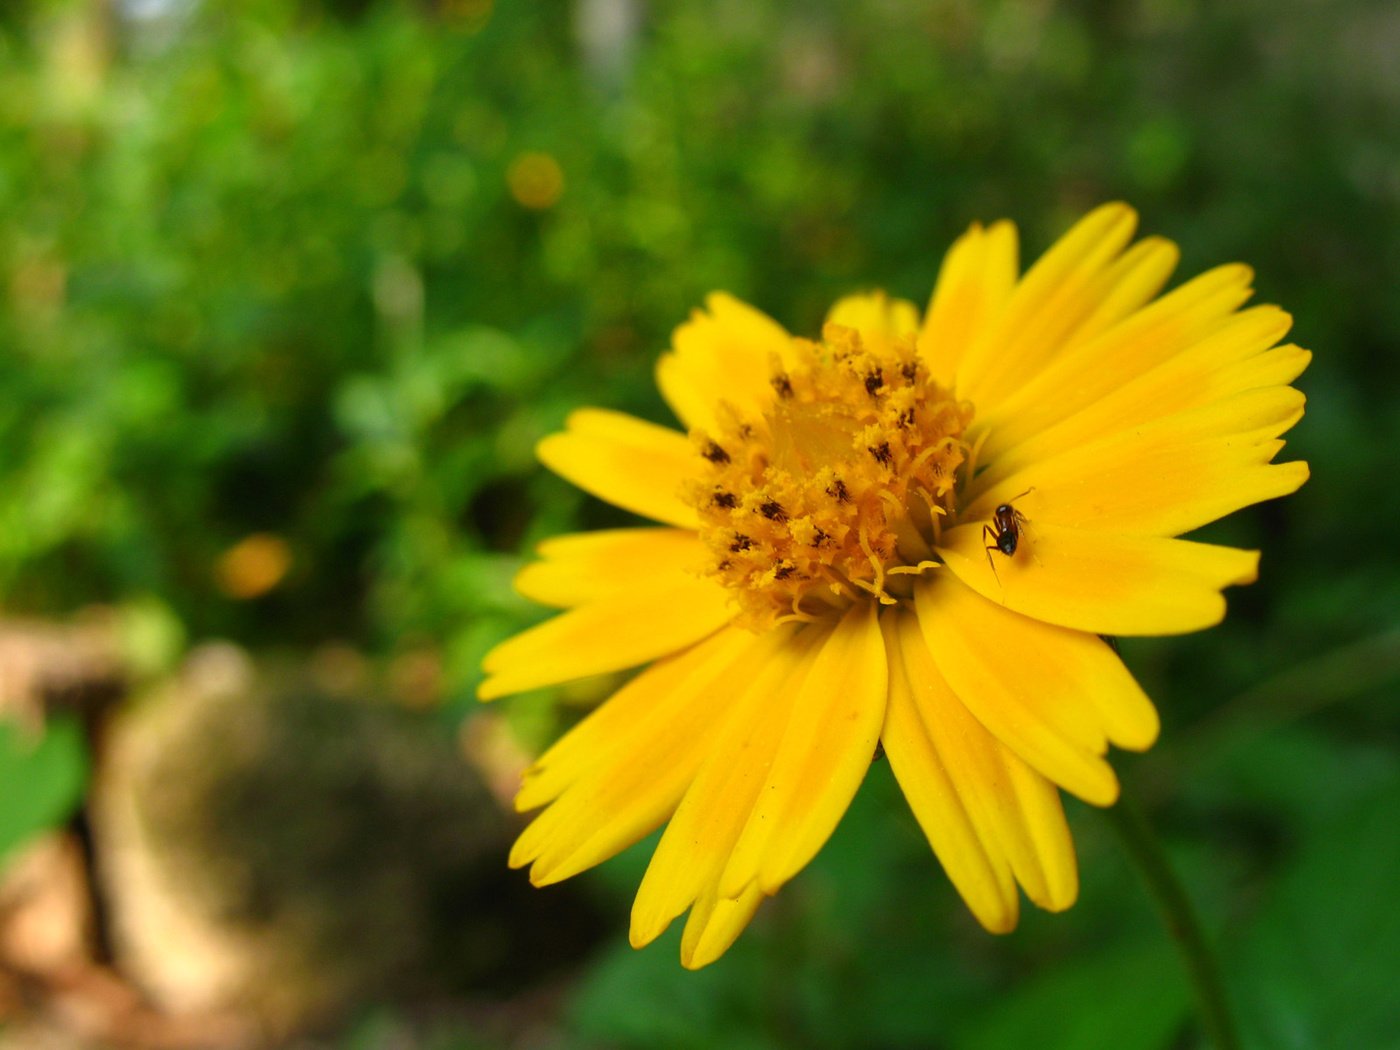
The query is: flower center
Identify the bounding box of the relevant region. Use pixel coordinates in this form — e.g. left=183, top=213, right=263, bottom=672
left=686, top=324, right=974, bottom=629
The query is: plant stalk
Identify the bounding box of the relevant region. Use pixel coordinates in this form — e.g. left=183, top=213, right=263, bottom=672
left=1104, top=791, right=1242, bottom=1050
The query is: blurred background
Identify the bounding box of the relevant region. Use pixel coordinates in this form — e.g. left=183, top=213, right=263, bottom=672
left=0, top=0, right=1396, bottom=1046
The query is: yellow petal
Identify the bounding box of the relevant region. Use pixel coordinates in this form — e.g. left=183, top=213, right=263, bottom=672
left=926, top=575, right=1157, bottom=754
left=956, top=203, right=1139, bottom=406
left=915, top=578, right=1125, bottom=804
left=514, top=625, right=776, bottom=811
left=478, top=574, right=732, bottom=700
left=679, top=880, right=766, bottom=970
left=979, top=306, right=1298, bottom=479
left=966, top=387, right=1309, bottom=538
left=885, top=609, right=1079, bottom=915
left=655, top=292, right=793, bottom=433
left=987, top=336, right=1306, bottom=489
left=921, top=219, right=1019, bottom=389
left=1055, top=235, right=1179, bottom=352
left=975, top=262, right=1256, bottom=462
left=514, top=528, right=706, bottom=608
left=993, top=751, right=1080, bottom=911
left=537, top=408, right=699, bottom=528
left=719, top=603, right=887, bottom=898
left=629, top=626, right=826, bottom=949
left=938, top=521, right=1260, bottom=637
left=511, top=628, right=782, bottom=885
left=825, top=291, right=921, bottom=355
left=880, top=612, right=1019, bottom=930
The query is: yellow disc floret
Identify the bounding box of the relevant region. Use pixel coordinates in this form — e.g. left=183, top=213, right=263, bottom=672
left=687, top=324, right=974, bottom=629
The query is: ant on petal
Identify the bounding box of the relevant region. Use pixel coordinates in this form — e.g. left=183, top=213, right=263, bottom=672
left=982, top=488, right=1034, bottom=582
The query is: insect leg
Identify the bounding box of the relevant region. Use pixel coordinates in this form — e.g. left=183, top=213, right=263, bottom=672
left=982, top=525, right=1001, bottom=583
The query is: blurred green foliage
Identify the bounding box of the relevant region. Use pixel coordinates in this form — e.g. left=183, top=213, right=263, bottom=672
left=0, top=0, right=1397, bottom=1046
left=0, top=715, right=88, bottom=862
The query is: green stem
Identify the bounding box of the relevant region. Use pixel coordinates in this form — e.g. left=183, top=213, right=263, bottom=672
left=1104, top=792, right=1241, bottom=1050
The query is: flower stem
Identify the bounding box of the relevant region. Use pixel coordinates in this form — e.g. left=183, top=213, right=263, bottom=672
left=1104, top=791, right=1241, bottom=1050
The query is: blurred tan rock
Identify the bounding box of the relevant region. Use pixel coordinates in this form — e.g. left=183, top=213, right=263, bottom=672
left=90, top=643, right=516, bottom=1039
left=0, top=835, right=251, bottom=1050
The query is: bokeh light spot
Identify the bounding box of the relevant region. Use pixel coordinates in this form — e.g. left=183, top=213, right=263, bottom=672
left=215, top=534, right=292, bottom=600
left=507, top=151, right=565, bottom=210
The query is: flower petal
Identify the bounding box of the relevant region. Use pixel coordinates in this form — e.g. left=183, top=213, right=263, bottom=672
left=478, top=574, right=733, bottom=700
left=514, top=528, right=706, bottom=608
left=537, top=408, right=699, bottom=528
left=938, top=521, right=1260, bottom=637
left=826, top=291, right=921, bottom=355
left=680, top=880, right=766, bottom=970
left=656, top=292, right=793, bottom=433
left=955, top=202, right=1139, bottom=406
left=629, top=626, right=826, bottom=948
left=978, top=304, right=1299, bottom=478
left=514, top=624, right=779, bottom=811
left=966, top=387, right=1309, bottom=537
left=915, top=578, right=1131, bottom=804
left=974, top=262, right=1256, bottom=462
left=719, top=603, right=887, bottom=898
left=1055, top=235, right=1179, bottom=351
left=984, top=337, right=1307, bottom=490
left=921, top=219, right=1019, bottom=389
left=885, top=608, right=1079, bottom=916
left=881, top=613, right=1017, bottom=930
left=510, top=627, right=782, bottom=885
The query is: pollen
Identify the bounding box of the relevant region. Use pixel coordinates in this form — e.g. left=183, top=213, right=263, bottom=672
left=686, top=324, right=974, bottom=629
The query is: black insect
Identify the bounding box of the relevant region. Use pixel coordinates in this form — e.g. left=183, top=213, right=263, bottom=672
left=701, top=441, right=730, bottom=464
left=982, top=488, right=1033, bottom=577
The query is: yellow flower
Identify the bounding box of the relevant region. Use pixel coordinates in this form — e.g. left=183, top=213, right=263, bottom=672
left=479, top=203, right=1309, bottom=968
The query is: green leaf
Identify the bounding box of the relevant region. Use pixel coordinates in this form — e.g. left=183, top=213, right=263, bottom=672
left=0, top=716, right=89, bottom=863
left=1230, top=770, right=1400, bottom=1049
left=568, top=925, right=776, bottom=1050
left=954, top=940, right=1190, bottom=1050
